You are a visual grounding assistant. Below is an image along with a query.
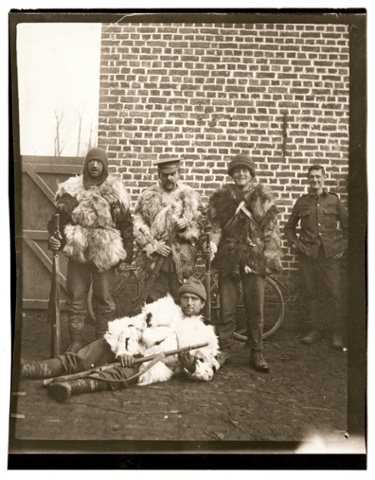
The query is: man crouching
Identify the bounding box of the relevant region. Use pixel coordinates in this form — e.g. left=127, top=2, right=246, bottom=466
left=19, top=277, right=220, bottom=402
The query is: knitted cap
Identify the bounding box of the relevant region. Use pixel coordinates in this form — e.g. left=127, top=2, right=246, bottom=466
left=179, top=276, right=207, bottom=302
left=83, top=147, right=109, bottom=187
left=228, top=154, right=256, bottom=178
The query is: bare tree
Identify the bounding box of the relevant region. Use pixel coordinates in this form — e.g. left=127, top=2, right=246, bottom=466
left=87, top=121, right=93, bottom=151
left=76, top=110, right=82, bottom=156
left=54, top=111, right=65, bottom=156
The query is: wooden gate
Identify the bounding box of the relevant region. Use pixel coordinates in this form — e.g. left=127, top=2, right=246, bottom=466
left=19, top=156, right=82, bottom=311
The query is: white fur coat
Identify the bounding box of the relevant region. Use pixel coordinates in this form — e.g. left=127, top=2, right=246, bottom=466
left=104, top=295, right=220, bottom=385
left=56, top=175, right=131, bottom=271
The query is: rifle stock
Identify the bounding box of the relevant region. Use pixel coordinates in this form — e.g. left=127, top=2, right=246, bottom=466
left=48, top=214, right=62, bottom=357
left=204, top=233, right=212, bottom=323
left=42, top=341, right=209, bottom=386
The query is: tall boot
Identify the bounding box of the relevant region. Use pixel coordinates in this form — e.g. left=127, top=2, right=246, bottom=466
left=67, top=316, right=85, bottom=353
left=20, top=358, right=64, bottom=379
left=48, top=377, right=110, bottom=403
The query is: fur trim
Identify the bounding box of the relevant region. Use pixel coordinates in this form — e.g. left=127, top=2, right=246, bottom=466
left=56, top=174, right=130, bottom=211
left=104, top=311, right=147, bottom=357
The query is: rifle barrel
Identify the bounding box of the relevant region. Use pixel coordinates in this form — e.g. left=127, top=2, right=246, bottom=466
left=42, top=341, right=209, bottom=386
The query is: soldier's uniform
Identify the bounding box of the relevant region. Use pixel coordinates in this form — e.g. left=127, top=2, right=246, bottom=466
left=284, top=188, right=348, bottom=347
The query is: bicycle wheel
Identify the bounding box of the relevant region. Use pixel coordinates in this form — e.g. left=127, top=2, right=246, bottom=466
left=234, top=275, right=285, bottom=341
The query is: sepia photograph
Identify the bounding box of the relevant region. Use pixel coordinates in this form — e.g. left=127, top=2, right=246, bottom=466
left=7, top=7, right=367, bottom=470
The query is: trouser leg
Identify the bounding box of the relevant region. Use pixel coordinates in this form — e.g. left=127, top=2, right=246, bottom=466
left=92, top=267, right=117, bottom=339
left=318, top=253, right=343, bottom=347
left=58, top=338, right=117, bottom=374
left=241, top=272, right=265, bottom=352
left=48, top=365, right=140, bottom=402
left=147, top=271, right=181, bottom=304
left=66, top=260, right=91, bottom=351
left=21, top=338, right=116, bottom=379
left=217, top=273, right=240, bottom=351
left=299, top=254, right=321, bottom=332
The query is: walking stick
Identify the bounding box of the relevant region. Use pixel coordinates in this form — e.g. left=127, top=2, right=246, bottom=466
left=42, top=342, right=209, bottom=386
left=47, top=214, right=62, bottom=357
left=204, top=233, right=212, bottom=323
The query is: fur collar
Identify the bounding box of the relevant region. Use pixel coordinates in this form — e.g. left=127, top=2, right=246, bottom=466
left=56, top=174, right=130, bottom=210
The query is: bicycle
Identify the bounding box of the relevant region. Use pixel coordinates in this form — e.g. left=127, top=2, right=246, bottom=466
left=199, top=269, right=286, bottom=341
left=87, top=265, right=286, bottom=341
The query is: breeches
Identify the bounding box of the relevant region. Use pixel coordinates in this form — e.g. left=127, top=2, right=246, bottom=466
left=66, top=259, right=117, bottom=320
left=218, top=272, right=265, bottom=351
left=58, top=338, right=139, bottom=390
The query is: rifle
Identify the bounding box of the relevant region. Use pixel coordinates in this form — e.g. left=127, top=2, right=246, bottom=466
left=204, top=233, right=211, bottom=323
left=142, top=230, right=177, bottom=301
left=47, top=214, right=62, bottom=358
left=42, top=342, right=209, bottom=386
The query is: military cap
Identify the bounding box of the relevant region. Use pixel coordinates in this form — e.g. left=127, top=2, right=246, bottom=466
left=154, top=157, right=181, bottom=174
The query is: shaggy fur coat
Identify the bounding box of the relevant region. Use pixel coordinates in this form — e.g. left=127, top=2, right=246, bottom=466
left=50, top=174, right=134, bottom=272
left=133, top=182, right=204, bottom=282
left=206, top=183, right=283, bottom=276
left=104, top=295, right=220, bottom=385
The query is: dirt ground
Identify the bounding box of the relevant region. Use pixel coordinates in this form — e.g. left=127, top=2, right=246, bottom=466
left=8, top=308, right=352, bottom=456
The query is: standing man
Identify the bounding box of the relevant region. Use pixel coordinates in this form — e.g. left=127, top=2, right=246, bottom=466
left=284, top=164, right=348, bottom=349
left=133, top=157, right=204, bottom=302
left=48, top=147, right=134, bottom=353
left=206, top=154, right=283, bottom=372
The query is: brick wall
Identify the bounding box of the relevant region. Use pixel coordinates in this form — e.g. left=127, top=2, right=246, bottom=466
left=97, top=22, right=350, bottom=327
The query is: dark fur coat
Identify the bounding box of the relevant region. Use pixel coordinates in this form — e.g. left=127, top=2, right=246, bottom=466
left=206, top=183, right=283, bottom=276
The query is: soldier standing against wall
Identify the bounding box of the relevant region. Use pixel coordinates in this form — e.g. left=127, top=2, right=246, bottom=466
left=48, top=147, right=134, bottom=352
left=133, top=157, right=204, bottom=302
left=284, top=164, right=348, bottom=349
left=206, top=154, right=283, bottom=372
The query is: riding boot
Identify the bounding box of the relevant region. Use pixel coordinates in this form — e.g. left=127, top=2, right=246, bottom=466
left=48, top=377, right=110, bottom=403
left=66, top=316, right=85, bottom=353
left=20, top=358, right=64, bottom=379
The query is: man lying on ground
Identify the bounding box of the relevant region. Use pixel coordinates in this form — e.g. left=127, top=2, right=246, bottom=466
left=20, top=277, right=220, bottom=402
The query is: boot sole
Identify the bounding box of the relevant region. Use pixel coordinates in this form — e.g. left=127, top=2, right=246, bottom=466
left=48, top=383, right=71, bottom=403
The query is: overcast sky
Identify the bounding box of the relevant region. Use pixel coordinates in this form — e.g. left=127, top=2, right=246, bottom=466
left=17, top=23, right=102, bottom=156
